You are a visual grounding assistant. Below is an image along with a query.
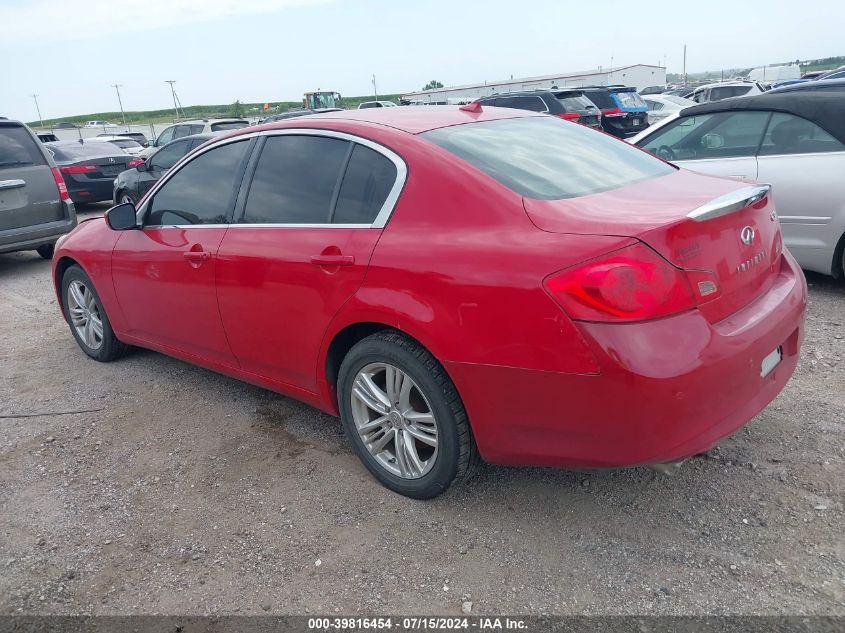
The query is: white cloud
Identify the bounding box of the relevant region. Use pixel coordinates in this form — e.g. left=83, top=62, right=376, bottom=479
left=2, top=0, right=335, bottom=45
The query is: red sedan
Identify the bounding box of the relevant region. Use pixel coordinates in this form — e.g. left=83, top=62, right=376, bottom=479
left=52, top=106, right=806, bottom=499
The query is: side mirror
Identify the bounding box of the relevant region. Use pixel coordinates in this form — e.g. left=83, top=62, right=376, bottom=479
left=105, top=202, right=138, bottom=231
left=136, top=160, right=148, bottom=172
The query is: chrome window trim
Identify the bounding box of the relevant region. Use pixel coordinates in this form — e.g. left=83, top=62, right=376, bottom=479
left=137, top=128, right=408, bottom=230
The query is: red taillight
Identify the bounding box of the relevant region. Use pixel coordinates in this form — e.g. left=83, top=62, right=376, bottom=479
left=601, top=107, right=624, bottom=117
left=51, top=167, right=70, bottom=201
left=544, top=243, right=703, bottom=322
left=127, top=159, right=144, bottom=167
left=557, top=112, right=581, bottom=121
left=60, top=165, right=97, bottom=174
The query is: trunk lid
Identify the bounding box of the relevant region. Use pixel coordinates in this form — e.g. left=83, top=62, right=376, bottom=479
left=523, top=170, right=783, bottom=322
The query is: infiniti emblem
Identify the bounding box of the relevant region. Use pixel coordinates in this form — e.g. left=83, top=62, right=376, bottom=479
left=740, top=226, right=755, bottom=245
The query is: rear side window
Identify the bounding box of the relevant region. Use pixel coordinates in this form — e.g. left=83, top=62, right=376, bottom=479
left=243, top=135, right=349, bottom=224
left=211, top=121, right=249, bottom=131
left=423, top=117, right=674, bottom=199
left=759, top=112, right=845, bottom=156
left=0, top=125, right=46, bottom=168
left=333, top=144, right=397, bottom=224
left=495, top=96, right=547, bottom=112
left=147, top=140, right=249, bottom=225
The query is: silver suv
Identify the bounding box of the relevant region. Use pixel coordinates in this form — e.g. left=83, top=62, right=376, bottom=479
left=0, top=119, right=77, bottom=258
left=139, top=118, right=250, bottom=157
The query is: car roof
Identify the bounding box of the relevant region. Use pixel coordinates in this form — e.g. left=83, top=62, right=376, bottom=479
left=257, top=105, right=542, bottom=135
left=679, top=92, right=845, bottom=144
left=95, top=135, right=134, bottom=140
left=769, top=78, right=845, bottom=93
left=175, top=118, right=248, bottom=125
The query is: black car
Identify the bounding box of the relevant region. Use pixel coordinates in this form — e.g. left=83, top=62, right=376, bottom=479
left=473, top=90, right=602, bottom=130
left=578, top=86, right=649, bottom=138
left=44, top=140, right=135, bottom=204
left=113, top=133, right=213, bottom=204
left=99, top=131, right=149, bottom=147
left=769, top=78, right=845, bottom=94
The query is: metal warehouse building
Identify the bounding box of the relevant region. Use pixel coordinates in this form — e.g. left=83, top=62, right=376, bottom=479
left=401, top=64, right=666, bottom=104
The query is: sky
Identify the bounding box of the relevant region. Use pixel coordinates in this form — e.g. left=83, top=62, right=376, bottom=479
left=1, top=0, right=843, bottom=121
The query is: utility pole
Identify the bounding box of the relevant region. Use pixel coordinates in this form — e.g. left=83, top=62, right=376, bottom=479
left=372, top=74, right=378, bottom=101
left=112, top=84, right=126, bottom=125
left=32, top=94, right=44, bottom=128
left=165, top=80, right=182, bottom=121
left=683, top=44, right=687, bottom=88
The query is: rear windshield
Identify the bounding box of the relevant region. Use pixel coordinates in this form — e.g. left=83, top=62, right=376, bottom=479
left=556, top=94, right=597, bottom=111
left=581, top=90, right=615, bottom=109
left=422, top=117, right=674, bottom=200
left=47, top=142, right=122, bottom=161
left=210, top=121, right=249, bottom=131
left=0, top=124, right=47, bottom=168
left=109, top=139, right=142, bottom=149
left=614, top=91, right=646, bottom=108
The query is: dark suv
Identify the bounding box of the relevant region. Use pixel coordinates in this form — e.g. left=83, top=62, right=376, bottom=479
left=473, top=90, right=602, bottom=130
left=579, top=86, right=649, bottom=138
left=0, top=120, right=77, bottom=258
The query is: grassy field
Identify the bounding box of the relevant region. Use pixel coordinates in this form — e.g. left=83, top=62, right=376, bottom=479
left=29, top=94, right=404, bottom=128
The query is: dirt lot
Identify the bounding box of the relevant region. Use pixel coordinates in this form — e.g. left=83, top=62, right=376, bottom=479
left=1, top=207, right=843, bottom=616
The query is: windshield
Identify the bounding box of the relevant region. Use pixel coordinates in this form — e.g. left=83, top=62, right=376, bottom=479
left=556, top=94, right=597, bottom=111
left=109, top=139, right=142, bottom=149
left=0, top=124, right=46, bottom=167
left=614, top=91, right=646, bottom=109
left=423, top=117, right=674, bottom=200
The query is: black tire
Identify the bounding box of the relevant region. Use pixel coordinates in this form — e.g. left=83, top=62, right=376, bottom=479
left=36, top=243, right=55, bottom=259
left=61, top=265, right=129, bottom=362
left=338, top=330, right=480, bottom=499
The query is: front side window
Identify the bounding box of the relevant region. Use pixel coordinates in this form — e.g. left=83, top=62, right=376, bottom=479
left=147, top=140, right=249, bottom=226
left=423, top=117, right=674, bottom=200
left=759, top=112, right=845, bottom=156
left=156, top=126, right=176, bottom=146
left=242, top=135, right=349, bottom=224
left=639, top=111, right=770, bottom=161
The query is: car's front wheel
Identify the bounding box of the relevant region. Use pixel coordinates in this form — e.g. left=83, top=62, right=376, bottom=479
left=338, top=331, right=479, bottom=499
left=61, top=265, right=128, bottom=362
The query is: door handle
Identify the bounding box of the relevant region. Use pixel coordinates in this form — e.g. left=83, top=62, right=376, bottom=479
left=184, top=251, right=211, bottom=262
left=0, top=179, right=26, bottom=191
left=310, top=254, right=355, bottom=266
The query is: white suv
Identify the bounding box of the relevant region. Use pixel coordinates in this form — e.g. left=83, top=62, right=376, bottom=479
left=684, top=81, right=767, bottom=104
left=139, top=118, right=249, bottom=157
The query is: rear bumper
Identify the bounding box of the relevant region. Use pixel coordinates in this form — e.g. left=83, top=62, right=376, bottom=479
left=447, top=253, right=807, bottom=468
left=66, top=178, right=116, bottom=204
left=0, top=201, right=77, bottom=254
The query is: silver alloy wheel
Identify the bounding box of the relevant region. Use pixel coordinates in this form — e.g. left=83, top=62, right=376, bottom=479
left=350, top=362, right=438, bottom=479
left=120, top=194, right=134, bottom=204
left=67, top=280, right=104, bottom=350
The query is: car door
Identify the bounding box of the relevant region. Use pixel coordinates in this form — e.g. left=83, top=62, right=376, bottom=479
left=755, top=112, right=845, bottom=273
left=111, top=138, right=253, bottom=366
left=216, top=132, right=404, bottom=392
left=638, top=111, right=767, bottom=181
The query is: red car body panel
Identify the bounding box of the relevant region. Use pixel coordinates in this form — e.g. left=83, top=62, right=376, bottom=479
left=52, top=107, right=807, bottom=469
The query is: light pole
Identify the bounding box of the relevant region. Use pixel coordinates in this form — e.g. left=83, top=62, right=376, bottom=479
left=112, top=84, right=127, bottom=125
left=165, top=80, right=181, bottom=121
left=32, top=94, right=44, bottom=128
left=372, top=74, right=378, bottom=101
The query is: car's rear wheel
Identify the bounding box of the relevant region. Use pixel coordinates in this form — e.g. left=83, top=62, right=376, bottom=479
left=36, top=243, right=54, bottom=259
left=61, top=265, right=128, bottom=362
left=338, top=331, right=479, bottom=499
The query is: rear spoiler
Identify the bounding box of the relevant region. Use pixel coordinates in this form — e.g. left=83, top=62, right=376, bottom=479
left=687, top=184, right=771, bottom=222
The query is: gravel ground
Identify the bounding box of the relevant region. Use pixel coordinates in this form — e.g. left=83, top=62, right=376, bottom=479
left=1, top=208, right=843, bottom=616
